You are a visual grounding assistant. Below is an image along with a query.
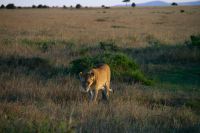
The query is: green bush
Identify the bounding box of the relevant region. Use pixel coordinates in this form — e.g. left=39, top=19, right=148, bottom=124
left=21, top=39, right=61, bottom=52
left=20, top=39, right=70, bottom=52
left=190, top=35, right=200, bottom=46
left=69, top=53, right=152, bottom=85
left=99, top=41, right=119, bottom=51
left=75, top=41, right=119, bottom=56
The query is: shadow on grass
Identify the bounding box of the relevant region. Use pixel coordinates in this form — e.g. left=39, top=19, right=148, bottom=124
left=124, top=44, right=200, bottom=65
left=138, top=95, right=200, bottom=111
left=125, top=45, right=200, bottom=90
left=0, top=56, right=84, bottom=104
left=0, top=56, right=68, bottom=80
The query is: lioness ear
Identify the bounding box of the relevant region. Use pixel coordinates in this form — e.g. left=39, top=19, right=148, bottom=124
left=90, top=71, right=95, bottom=77
left=79, top=72, right=83, bottom=78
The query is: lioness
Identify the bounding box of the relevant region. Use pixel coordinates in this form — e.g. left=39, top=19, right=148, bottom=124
left=79, top=64, right=112, bottom=102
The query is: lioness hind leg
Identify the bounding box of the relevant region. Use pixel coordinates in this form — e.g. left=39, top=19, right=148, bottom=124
left=102, top=89, right=108, bottom=100
left=105, top=83, right=111, bottom=98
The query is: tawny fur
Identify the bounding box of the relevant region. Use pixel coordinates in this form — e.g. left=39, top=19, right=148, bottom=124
left=79, top=64, right=112, bottom=102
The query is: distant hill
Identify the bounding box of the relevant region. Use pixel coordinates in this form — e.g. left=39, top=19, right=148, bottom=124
left=137, top=1, right=170, bottom=6
left=114, top=1, right=200, bottom=7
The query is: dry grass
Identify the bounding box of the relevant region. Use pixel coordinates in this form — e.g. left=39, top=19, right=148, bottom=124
left=0, top=6, right=200, bottom=47
left=0, top=6, right=200, bottom=133
left=0, top=76, right=199, bottom=132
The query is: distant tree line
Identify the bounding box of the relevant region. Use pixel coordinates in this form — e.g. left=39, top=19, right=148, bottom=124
left=0, top=4, right=16, bottom=9
left=0, top=3, right=128, bottom=9
left=0, top=3, right=50, bottom=9
left=0, top=3, right=84, bottom=9
left=36, top=4, right=49, bottom=8
left=0, top=2, right=179, bottom=10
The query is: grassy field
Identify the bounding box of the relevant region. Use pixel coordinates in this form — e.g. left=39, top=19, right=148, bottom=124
left=0, top=6, right=200, bottom=133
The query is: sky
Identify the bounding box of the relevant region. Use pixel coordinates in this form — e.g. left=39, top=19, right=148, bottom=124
left=0, top=0, right=198, bottom=7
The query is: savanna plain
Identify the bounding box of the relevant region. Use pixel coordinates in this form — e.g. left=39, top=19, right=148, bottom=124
left=0, top=6, right=200, bottom=133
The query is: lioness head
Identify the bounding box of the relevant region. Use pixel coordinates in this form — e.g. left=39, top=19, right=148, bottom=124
left=79, top=71, right=95, bottom=92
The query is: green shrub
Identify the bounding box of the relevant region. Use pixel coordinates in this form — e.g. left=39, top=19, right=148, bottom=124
left=75, top=41, right=119, bottom=56
left=190, top=35, right=200, bottom=46
left=2, top=38, right=14, bottom=45
left=146, top=34, right=162, bottom=47
left=21, top=39, right=57, bottom=52
left=99, top=41, right=119, bottom=51
left=69, top=53, right=152, bottom=85
left=111, top=25, right=126, bottom=29
left=65, top=40, right=76, bottom=50
left=20, top=39, right=70, bottom=52
left=96, top=18, right=107, bottom=22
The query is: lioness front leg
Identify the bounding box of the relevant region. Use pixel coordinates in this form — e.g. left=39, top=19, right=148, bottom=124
left=89, top=90, right=94, bottom=102
left=93, top=89, right=99, bottom=102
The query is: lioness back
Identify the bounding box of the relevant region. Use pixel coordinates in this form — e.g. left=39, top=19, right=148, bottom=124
left=93, top=64, right=110, bottom=89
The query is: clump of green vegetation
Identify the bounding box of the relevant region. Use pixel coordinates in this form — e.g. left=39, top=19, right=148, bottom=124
left=74, top=41, right=119, bottom=56
left=2, top=38, right=15, bottom=45
left=145, top=34, right=162, bottom=47
left=21, top=39, right=56, bottom=52
left=69, top=53, right=152, bottom=85
left=21, top=39, right=68, bottom=52
left=95, top=18, right=107, bottom=22
left=190, top=34, right=200, bottom=46
left=111, top=25, right=126, bottom=29
left=186, top=99, right=200, bottom=111
left=65, top=40, right=76, bottom=50
left=185, top=34, right=200, bottom=47
left=99, top=41, right=119, bottom=51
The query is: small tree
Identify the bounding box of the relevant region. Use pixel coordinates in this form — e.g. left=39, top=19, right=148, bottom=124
left=37, top=4, right=43, bottom=8
left=6, top=4, right=16, bottom=9
left=43, top=5, right=49, bottom=8
left=0, top=4, right=5, bottom=9
left=32, top=5, right=36, bottom=8
left=63, top=5, right=67, bottom=9
left=131, top=3, right=136, bottom=7
left=76, top=4, right=81, bottom=9
left=180, top=9, right=184, bottom=13
left=122, top=0, right=130, bottom=7
left=171, top=2, right=178, bottom=6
